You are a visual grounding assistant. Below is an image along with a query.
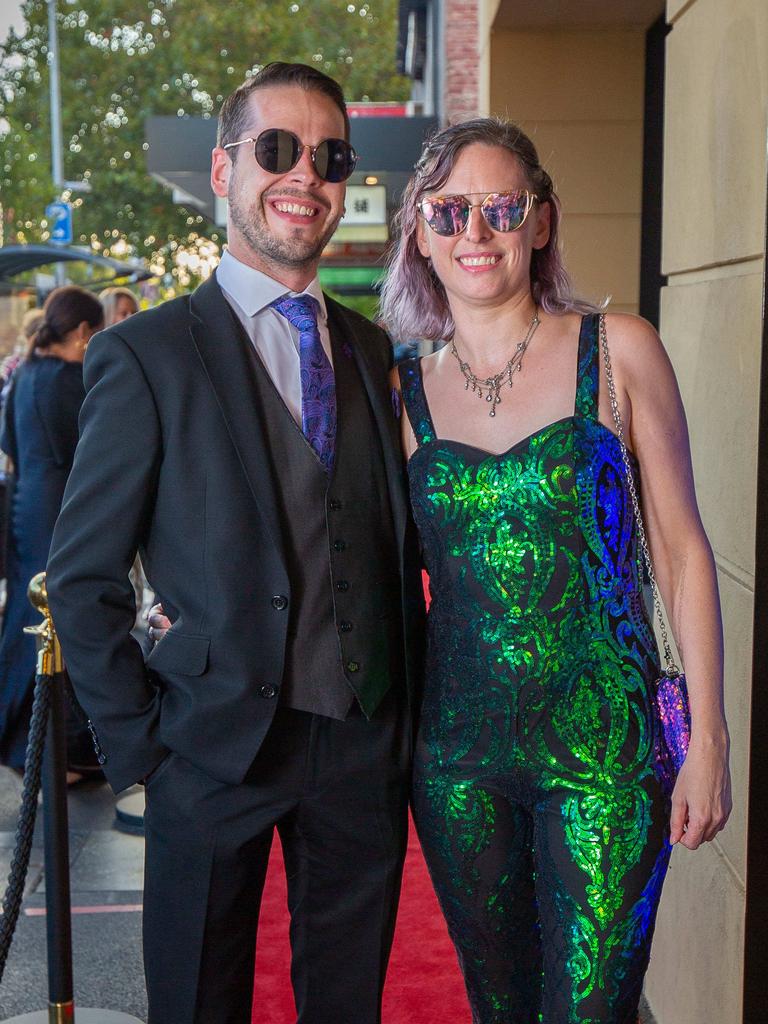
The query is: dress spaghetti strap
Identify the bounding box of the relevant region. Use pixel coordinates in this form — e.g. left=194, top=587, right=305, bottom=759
left=574, top=313, right=601, bottom=422
left=398, top=358, right=436, bottom=447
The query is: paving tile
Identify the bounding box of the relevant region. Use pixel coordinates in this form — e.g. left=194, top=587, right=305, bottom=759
left=0, top=847, right=43, bottom=898
left=0, top=900, right=147, bottom=1019
left=0, top=766, right=34, bottom=836
left=42, top=830, right=145, bottom=894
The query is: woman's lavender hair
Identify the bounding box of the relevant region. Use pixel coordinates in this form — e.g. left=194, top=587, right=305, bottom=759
left=379, top=117, right=601, bottom=343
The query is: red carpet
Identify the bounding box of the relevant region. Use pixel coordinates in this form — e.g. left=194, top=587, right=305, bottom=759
left=251, top=817, right=471, bottom=1023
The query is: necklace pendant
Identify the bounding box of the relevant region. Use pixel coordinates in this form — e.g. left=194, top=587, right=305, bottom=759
left=450, top=307, right=540, bottom=413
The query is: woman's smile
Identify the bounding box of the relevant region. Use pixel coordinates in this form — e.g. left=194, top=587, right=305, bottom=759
left=455, top=251, right=503, bottom=270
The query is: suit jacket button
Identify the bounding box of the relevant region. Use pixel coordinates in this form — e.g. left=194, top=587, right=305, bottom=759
left=271, top=595, right=288, bottom=611
left=346, top=660, right=360, bottom=673
left=333, top=540, right=346, bottom=552
left=339, top=621, right=353, bottom=633
left=259, top=684, right=277, bottom=699
left=335, top=580, right=349, bottom=592
left=329, top=499, right=342, bottom=511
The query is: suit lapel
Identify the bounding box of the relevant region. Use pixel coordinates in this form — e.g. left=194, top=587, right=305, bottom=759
left=189, top=276, right=286, bottom=558
left=325, top=297, right=408, bottom=549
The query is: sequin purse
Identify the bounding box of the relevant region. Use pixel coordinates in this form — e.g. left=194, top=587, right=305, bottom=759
left=599, top=314, right=691, bottom=775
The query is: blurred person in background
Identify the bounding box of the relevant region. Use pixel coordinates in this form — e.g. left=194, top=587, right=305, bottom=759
left=99, top=286, right=139, bottom=326
left=1, top=309, right=45, bottom=404
left=0, top=286, right=104, bottom=780
left=0, top=310, right=46, bottom=596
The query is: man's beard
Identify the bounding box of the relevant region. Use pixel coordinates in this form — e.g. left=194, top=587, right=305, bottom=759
left=229, top=188, right=339, bottom=270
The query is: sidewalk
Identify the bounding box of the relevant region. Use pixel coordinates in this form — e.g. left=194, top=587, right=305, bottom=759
left=0, top=766, right=147, bottom=1019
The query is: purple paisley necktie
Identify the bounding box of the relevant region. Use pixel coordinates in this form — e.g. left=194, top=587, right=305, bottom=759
left=270, top=294, right=337, bottom=473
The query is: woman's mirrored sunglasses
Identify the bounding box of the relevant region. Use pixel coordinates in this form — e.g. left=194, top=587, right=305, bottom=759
left=419, top=190, right=538, bottom=236
left=223, top=128, right=357, bottom=183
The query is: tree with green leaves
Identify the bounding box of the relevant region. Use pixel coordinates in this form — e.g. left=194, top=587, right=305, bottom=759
left=0, top=0, right=408, bottom=287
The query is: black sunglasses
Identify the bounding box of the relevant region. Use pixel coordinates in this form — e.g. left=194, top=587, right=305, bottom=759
left=223, top=128, right=357, bottom=183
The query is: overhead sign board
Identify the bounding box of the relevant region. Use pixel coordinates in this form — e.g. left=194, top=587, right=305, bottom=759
left=340, top=185, right=387, bottom=226
left=347, top=103, right=407, bottom=117
left=46, top=201, right=73, bottom=245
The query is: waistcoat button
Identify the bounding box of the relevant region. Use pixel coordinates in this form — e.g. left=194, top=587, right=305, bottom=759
left=339, top=621, right=353, bottom=633
left=346, top=660, right=360, bottom=673
left=271, top=595, right=288, bottom=611
left=329, top=499, right=342, bottom=511
left=333, top=540, right=346, bottom=552
left=259, top=684, right=277, bottom=699
left=335, top=580, right=349, bottom=592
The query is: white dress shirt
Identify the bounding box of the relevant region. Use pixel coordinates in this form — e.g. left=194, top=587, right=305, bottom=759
left=216, top=249, right=333, bottom=426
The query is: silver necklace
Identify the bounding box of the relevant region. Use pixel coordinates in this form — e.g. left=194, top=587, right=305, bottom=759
left=450, top=310, right=540, bottom=417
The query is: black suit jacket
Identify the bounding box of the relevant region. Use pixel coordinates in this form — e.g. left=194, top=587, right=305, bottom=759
left=46, top=276, right=424, bottom=793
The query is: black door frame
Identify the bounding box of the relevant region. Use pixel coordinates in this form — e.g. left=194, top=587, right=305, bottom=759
left=638, top=13, right=669, bottom=329
left=743, top=141, right=768, bottom=1024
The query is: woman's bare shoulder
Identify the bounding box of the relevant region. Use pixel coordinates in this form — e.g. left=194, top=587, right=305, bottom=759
left=602, top=311, right=673, bottom=383
left=603, top=310, right=663, bottom=349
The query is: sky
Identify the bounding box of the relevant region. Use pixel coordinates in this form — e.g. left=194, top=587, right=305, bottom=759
left=0, top=0, right=25, bottom=45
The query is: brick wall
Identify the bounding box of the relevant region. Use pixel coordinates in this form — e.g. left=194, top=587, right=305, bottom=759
left=444, top=0, right=481, bottom=121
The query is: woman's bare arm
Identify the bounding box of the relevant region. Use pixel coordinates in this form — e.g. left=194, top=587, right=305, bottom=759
left=605, top=312, right=731, bottom=851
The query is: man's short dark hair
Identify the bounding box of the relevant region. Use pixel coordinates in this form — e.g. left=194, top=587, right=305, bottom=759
left=217, top=62, right=350, bottom=155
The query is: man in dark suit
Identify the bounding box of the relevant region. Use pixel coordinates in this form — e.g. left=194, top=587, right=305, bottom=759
left=46, top=62, right=423, bottom=1024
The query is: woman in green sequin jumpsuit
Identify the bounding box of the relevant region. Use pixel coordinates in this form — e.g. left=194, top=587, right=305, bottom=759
left=381, top=119, right=731, bottom=1023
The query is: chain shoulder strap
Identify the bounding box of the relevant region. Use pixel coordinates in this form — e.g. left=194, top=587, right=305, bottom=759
left=598, top=314, right=679, bottom=675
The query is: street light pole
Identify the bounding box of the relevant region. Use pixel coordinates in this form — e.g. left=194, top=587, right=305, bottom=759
left=47, top=0, right=63, bottom=194
left=47, top=0, right=66, bottom=285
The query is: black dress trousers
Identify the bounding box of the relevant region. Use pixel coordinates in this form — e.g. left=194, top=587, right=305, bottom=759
left=142, top=690, right=410, bottom=1024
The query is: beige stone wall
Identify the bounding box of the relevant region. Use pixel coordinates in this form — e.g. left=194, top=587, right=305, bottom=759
left=643, top=1, right=768, bottom=1021
left=489, top=28, right=646, bottom=312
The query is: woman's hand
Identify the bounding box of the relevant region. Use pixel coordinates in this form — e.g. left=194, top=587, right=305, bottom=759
left=146, top=602, right=172, bottom=644
left=669, top=730, right=732, bottom=849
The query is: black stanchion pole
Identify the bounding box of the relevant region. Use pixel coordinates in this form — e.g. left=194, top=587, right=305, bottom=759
left=41, top=673, right=74, bottom=1018
left=2, top=573, right=142, bottom=1024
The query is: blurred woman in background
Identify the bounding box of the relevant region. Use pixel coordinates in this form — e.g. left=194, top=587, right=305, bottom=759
left=99, top=286, right=138, bottom=326
left=0, top=309, right=45, bottom=405
left=0, top=285, right=103, bottom=778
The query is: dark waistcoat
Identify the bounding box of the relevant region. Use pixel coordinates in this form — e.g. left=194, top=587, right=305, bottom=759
left=246, top=323, right=403, bottom=719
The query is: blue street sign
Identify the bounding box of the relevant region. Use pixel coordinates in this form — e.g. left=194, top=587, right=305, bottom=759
left=46, top=201, right=73, bottom=245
